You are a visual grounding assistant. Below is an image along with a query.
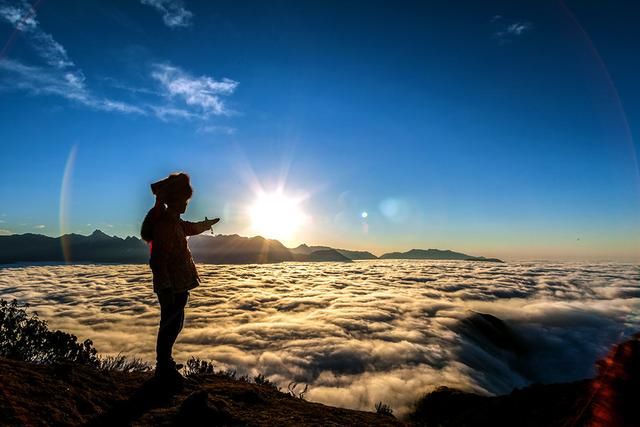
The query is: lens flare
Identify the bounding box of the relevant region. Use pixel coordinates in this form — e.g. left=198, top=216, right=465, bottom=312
left=59, top=144, right=78, bottom=262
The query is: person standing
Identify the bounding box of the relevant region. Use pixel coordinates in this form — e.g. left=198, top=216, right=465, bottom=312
left=140, top=172, right=219, bottom=380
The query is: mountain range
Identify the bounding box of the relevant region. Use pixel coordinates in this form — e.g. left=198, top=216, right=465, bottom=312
left=380, top=248, right=503, bottom=263
left=0, top=230, right=503, bottom=264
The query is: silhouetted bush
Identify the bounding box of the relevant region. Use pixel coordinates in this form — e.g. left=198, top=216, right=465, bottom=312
left=98, top=354, right=151, bottom=373
left=184, top=357, right=283, bottom=391
left=183, top=356, right=215, bottom=376
left=220, top=368, right=251, bottom=383
left=375, top=401, right=394, bottom=417
left=254, top=373, right=280, bottom=391
left=0, top=299, right=98, bottom=366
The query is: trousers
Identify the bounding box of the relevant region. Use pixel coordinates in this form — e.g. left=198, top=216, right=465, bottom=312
left=156, top=291, right=189, bottom=367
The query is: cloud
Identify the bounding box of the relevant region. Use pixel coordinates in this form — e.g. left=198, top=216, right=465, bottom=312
left=492, top=17, right=533, bottom=43
left=197, top=125, right=236, bottom=135
left=150, top=105, right=198, bottom=121
left=0, top=0, right=72, bottom=69
left=0, top=229, right=11, bottom=235
left=151, top=63, right=238, bottom=116
left=0, top=0, right=238, bottom=126
left=0, top=59, right=146, bottom=114
left=505, top=22, right=532, bottom=36
left=140, top=0, right=193, bottom=28
left=33, top=224, right=45, bottom=229
left=1, top=261, right=636, bottom=416
left=0, top=1, right=145, bottom=115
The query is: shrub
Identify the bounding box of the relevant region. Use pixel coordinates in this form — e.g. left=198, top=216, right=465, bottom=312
left=183, top=357, right=281, bottom=391
left=254, top=373, right=280, bottom=391
left=183, top=356, right=215, bottom=377
left=0, top=299, right=98, bottom=366
left=98, top=354, right=151, bottom=373
left=375, top=401, right=394, bottom=417
left=221, top=369, right=250, bottom=383
left=219, top=368, right=238, bottom=380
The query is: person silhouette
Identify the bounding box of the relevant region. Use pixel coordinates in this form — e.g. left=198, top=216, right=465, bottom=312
left=140, top=172, right=219, bottom=380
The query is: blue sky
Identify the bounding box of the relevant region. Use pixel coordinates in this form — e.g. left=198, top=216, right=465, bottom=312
left=0, top=0, right=639, bottom=260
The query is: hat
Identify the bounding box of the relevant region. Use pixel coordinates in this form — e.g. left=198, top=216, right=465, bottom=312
left=151, top=173, right=193, bottom=202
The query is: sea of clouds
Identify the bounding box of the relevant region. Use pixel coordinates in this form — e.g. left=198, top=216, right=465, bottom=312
left=0, top=260, right=638, bottom=415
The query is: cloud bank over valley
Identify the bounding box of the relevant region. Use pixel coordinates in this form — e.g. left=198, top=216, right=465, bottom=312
left=0, top=260, right=638, bottom=415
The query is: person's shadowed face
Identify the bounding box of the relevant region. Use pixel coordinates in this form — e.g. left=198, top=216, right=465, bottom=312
left=168, top=198, right=189, bottom=214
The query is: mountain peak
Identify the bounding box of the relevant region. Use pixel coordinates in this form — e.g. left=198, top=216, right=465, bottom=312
left=89, top=230, right=111, bottom=239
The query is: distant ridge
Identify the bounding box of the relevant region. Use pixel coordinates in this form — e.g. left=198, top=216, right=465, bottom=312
left=0, top=230, right=149, bottom=264
left=380, top=248, right=503, bottom=263
left=189, top=235, right=354, bottom=263
left=301, top=248, right=352, bottom=263
left=291, top=244, right=377, bottom=260
left=0, top=231, right=502, bottom=264
left=188, top=234, right=295, bottom=264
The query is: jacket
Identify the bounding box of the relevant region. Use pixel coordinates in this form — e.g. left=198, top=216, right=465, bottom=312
left=149, top=210, right=209, bottom=294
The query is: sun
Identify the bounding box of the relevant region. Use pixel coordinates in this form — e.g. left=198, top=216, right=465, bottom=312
left=248, top=191, right=308, bottom=242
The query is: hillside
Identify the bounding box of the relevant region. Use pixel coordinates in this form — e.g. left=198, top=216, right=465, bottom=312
left=0, top=357, right=402, bottom=426
left=410, top=332, right=639, bottom=426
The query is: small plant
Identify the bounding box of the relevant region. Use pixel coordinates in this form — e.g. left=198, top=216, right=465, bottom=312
left=219, top=368, right=237, bottom=379
left=0, top=299, right=98, bottom=366
left=375, top=401, right=394, bottom=417
left=183, top=356, right=215, bottom=377
left=288, top=382, right=308, bottom=400
left=254, top=373, right=279, bottom=391
left=98, top=354, right=151, bottom=373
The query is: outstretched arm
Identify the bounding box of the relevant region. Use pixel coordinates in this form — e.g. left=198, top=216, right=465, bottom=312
left=181, top=217, right=220, bottom=236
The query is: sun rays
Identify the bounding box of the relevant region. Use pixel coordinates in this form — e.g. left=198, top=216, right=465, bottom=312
left=248, top=190, right=309, bottom=243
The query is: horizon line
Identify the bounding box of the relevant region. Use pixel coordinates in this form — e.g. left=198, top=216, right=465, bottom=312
left=2, top=229, right=639, bottom=263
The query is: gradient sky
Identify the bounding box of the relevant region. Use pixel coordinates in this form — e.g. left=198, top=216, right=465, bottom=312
left=0, top=0, right=639, bottom=260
